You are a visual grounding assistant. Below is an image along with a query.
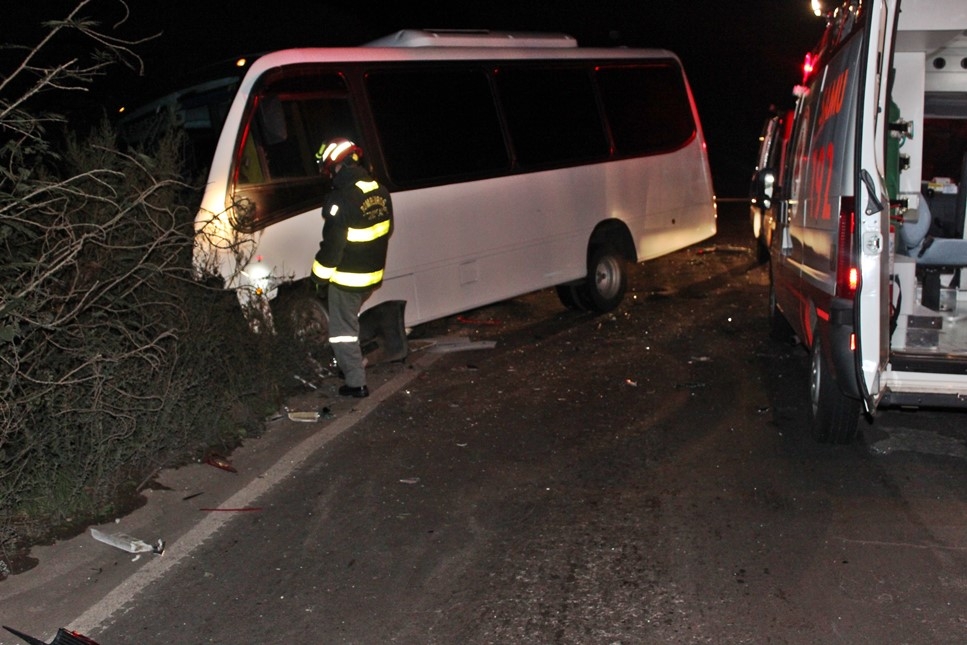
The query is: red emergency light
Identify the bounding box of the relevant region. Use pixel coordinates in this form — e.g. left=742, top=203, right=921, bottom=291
left=803, top=52, right=817, bottom=84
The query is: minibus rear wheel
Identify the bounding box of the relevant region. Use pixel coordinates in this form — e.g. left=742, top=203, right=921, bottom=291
left=580, top=243, right=627, bottom=313
left=555, top=283, right=591, bottom=311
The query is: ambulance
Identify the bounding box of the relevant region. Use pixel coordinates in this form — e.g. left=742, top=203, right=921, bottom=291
left=753, top=0, right=967, bottom=442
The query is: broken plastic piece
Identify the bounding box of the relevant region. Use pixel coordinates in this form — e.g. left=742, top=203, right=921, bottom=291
left=456, top=315, right=501, bottom=326
left=694, top=244, right=750, bottom=255
left=675, top=381, right=708, bottom=390
left=3, top=626, right=100, bottom=645
left=204, top=455, right=237, bottom=473
left=90, top=528, right=164, bottom=555
left=424, top=336, right=497, bottom=353
left=287, top=410, right=320, bottom=422
left=293, top=374, right=318, bottom=390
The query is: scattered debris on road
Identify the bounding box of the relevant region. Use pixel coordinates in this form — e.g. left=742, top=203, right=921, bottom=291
left=419, top=336, right=498, bottom=353
left=456, top=315, right=502, bottom=326
left=4, top=625, right=100, bottom=645
left=90, top=528, right=164, bottom=556
left=204, top=455, right=237, bottom=473
left=287, top=410, right=321, bottom=422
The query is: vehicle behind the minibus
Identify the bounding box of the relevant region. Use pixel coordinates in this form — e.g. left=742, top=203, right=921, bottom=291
left=753, top=0, right=967, bottom=442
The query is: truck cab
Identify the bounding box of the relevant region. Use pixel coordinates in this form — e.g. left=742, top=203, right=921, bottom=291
left=754, top=0, right=967, bottom=442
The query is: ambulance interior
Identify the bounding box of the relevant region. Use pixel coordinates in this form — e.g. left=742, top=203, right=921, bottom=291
left=889, top=27, right=967, bottom=359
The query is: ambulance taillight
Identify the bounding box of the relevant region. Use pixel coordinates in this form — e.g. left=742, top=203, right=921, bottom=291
left=835, top=197, right=859, bottom=299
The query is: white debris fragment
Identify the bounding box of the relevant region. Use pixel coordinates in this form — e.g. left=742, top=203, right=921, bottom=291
left=422, top=336, right=497, bottom=353
left=91, top=528, right=165, bottom=555
left=287, top=411, right=321, bottom=422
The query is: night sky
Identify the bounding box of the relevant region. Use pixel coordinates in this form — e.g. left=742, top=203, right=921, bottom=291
left=8, top=0, right=825, bottom=196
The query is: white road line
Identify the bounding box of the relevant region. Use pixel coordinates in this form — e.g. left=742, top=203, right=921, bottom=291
left=70, top=352, right=442, bottom=635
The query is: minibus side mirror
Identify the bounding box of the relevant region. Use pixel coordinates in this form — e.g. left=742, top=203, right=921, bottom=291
left=753, top=168, right=777, bottom=211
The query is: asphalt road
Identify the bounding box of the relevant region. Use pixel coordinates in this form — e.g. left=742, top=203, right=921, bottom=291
left=4, top=203, right=967, bottom=644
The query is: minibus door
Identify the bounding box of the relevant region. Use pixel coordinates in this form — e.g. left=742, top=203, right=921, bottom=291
left=853, top=0, right=900, bottom=412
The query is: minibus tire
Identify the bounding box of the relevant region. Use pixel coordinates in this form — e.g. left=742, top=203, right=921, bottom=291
left=809, top=336, right=860, bottom=444
left=555, top=284, right=591, bottom=311
left=275, top=287, right=332, bottom=349
left=580, top=244, right=627, bottom=313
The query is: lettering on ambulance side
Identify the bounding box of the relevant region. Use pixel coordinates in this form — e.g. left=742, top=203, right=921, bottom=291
left=810, top=68, right=850, bottom=223
left=789, top=103, right=812, bottom=225
left=817, top=69, right=849, bottom=134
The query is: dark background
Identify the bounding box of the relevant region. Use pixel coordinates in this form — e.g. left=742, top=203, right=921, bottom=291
left=8, top=0, right=825, bottom=197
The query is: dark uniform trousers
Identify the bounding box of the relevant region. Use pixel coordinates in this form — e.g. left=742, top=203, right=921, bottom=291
left=327, top=285, right=371, bottom=388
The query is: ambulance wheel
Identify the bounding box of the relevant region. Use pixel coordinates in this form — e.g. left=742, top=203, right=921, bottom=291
left=809, top=336, right=860, bottom=444
left=580, top=243, right=627, bottom=313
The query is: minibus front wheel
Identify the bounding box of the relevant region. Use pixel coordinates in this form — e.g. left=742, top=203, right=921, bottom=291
left=273, top=285, right=336, bottom=374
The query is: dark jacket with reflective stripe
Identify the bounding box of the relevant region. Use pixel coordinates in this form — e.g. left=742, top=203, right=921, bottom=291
left=313, top=164, right=393, bottom=292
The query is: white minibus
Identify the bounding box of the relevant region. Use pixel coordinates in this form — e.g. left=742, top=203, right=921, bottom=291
left=151, top=30, right=718, bottom=353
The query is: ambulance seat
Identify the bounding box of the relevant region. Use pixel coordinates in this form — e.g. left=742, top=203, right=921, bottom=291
left=899, top=151, right=967, bottom=266
left=898, top=198, right=967, bottom=266
left=898, top=153, right=967, bottom=309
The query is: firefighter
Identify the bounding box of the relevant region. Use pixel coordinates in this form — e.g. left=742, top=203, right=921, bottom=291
left=311, top=138, right=393, bottom=398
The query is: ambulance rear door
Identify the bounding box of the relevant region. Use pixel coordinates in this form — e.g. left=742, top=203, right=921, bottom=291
left=853, top=0, right=900, bottom=411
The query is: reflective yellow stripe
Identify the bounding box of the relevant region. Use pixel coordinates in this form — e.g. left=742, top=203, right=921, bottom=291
left=355, top=180, right=380, bottom=193
left=329, top=335, right=358, bottom=344
left=346, top=220, right=391, bottom=243
left=317, top=140, right=354, bottom=162
left=312, top=260, right=335, bottom=281
left=331, top=269, right=384, bottom=288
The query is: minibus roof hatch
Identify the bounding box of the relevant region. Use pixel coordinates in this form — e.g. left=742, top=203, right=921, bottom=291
left=365, top=29, right=578, bottom=49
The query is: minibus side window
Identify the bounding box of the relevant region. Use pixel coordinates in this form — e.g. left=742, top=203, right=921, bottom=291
left=231, top=69, right=357, bottom=230
left=495, top=66, right=608, bottom=167
left=366, top=68, right=509, bottom=185
left=596, top=63, right=696, bottom=156
left=238, top=94, right=356, bottom=184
